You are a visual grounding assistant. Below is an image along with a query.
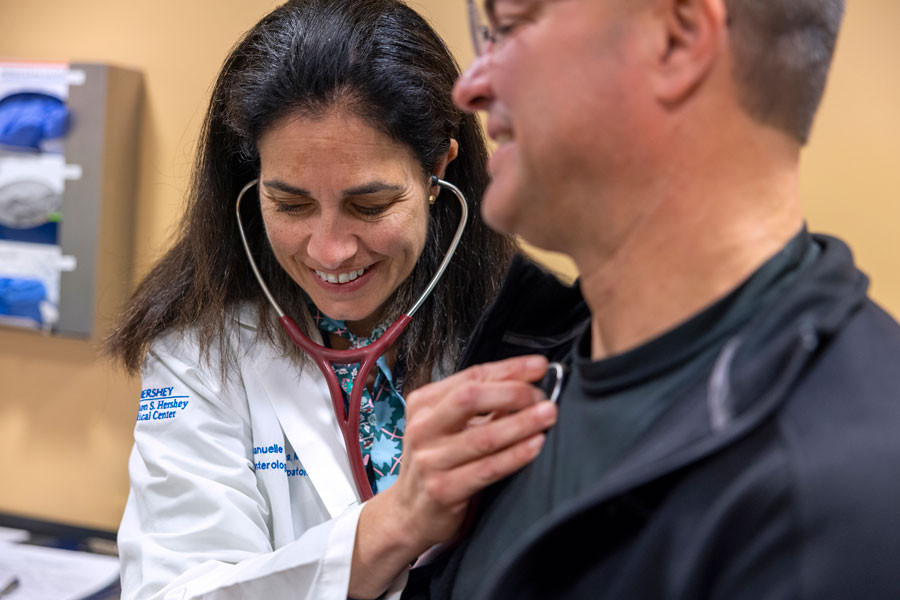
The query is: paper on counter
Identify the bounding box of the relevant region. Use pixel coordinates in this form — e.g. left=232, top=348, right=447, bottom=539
left=0, top=541, right=118, bottom=600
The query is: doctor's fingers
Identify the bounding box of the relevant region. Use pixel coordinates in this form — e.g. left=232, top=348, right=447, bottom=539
left=408, top=399, right=557, bottom=474
left=406, top=355, right=549, bottom=409
left=413, top=431, right=549, bottom=507
left=406, top=378, right=548, bottom=438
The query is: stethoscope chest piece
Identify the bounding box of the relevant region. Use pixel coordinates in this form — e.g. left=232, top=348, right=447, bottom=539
left=541, top=361, right=566, bottom=404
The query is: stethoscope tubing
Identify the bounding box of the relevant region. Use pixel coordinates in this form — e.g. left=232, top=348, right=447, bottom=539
left=278, top=312, right=412, bottom=502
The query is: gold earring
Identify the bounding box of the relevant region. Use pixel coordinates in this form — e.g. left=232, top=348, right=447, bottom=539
left=428, top=194, right=436, bottom=205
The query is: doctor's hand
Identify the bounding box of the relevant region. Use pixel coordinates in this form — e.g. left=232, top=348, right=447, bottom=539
left=349, top=355, right=556, bottom=599
left=389, top=354, right=557, bottom=546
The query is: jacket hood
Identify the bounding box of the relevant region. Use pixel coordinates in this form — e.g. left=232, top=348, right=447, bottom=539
left=714, top=233, right=869, bottom=430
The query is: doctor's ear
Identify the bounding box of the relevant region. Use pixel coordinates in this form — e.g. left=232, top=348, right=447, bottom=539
left=651, top=0, right=726, bottom=105
left=430, top=139, right=459, bottom=197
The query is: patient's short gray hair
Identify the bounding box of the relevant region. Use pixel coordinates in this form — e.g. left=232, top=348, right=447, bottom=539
left=725, top=0, right=845, bottom=144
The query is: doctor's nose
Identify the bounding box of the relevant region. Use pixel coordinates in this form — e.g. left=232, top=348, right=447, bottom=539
left=306, top=217, right=359, bottom=270
left=453, top=53, right=494, bottom=113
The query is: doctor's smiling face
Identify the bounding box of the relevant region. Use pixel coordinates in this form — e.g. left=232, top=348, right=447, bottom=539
left=257, top=107, right=456, bottom=337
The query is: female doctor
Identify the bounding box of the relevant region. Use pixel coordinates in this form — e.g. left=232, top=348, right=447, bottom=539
left=106, top=1, right=523, bottom=598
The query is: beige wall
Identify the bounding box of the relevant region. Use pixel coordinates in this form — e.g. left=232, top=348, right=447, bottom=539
left=0, top=1, right=897, bottom=531
left=801, top=2, right=900, bottom=312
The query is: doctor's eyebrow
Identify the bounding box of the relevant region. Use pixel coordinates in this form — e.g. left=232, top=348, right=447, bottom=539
left=342, top=182, right=406, bottom=197
left=262, top=178, right=405, bottom=198
left=262, top=179, right=312, bottom=197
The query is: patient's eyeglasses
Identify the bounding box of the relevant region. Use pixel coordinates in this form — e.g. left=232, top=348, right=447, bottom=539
left=467, top=0, right=496, bottom=56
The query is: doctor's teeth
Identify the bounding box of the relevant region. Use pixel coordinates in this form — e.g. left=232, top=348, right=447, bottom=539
left=316, top=268, right=365, bottom=284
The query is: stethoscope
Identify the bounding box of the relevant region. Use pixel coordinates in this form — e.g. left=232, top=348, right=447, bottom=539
left=236, top=176, right=565, bottom=501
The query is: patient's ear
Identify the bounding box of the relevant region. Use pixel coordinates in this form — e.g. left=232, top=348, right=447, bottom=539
left=650, top=0, right=727, bottom=105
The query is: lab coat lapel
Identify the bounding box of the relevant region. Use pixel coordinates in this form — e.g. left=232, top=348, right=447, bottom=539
left=250, top=342, right=361, bottom=517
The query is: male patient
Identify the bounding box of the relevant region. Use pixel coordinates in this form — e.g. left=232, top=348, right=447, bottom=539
left=398, top=0, right=900, bottom=598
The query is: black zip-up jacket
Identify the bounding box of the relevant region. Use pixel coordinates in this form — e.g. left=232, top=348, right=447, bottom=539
left=412, top=235, right=900, bottom=600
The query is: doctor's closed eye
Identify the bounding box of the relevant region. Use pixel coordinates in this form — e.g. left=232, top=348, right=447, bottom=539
left=271, top=198, right=395, bottom=218
left=351, top=202, right=393, bottom=217
left=272, top=199, right=313, bottom=214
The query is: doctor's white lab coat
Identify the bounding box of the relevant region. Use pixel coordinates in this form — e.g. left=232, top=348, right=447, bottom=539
left=117, top=308, right=409, bottom=600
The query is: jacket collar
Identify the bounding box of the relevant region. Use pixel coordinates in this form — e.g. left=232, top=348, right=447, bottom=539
left=572, top=233, right=867, bottom=498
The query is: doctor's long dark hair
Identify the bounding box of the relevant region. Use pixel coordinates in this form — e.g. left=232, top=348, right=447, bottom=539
left=107, top=0, right=516, bottom=378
